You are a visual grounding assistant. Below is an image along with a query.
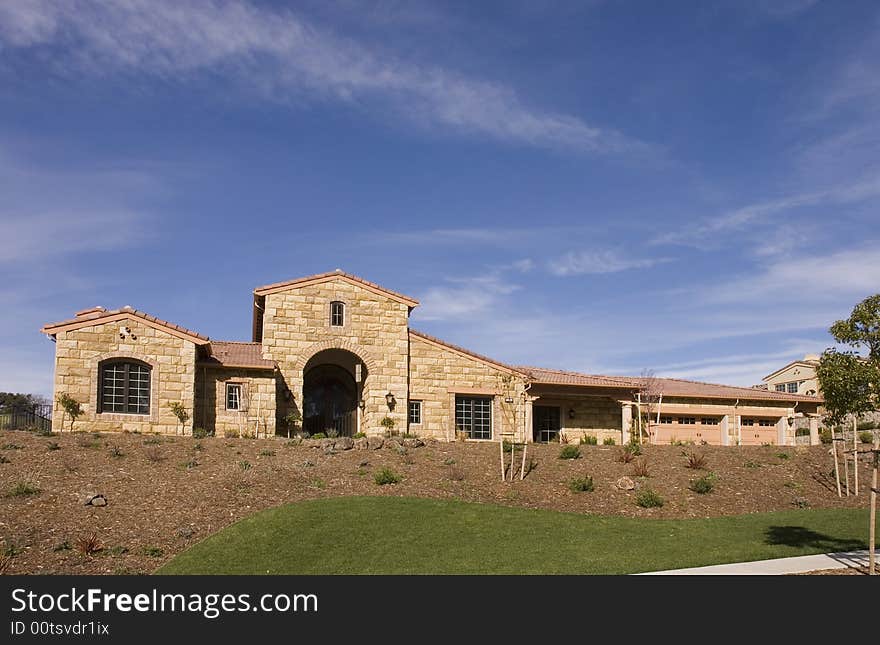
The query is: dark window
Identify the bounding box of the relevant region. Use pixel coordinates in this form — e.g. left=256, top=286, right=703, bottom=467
left=701, top=417, right=719, bottom=425
left=786, top=382, right=798, bottom=393
left=742, top=418, right=755, bottom=426
left=455, top=396, right=492, bottom=440
left=226, top=383, right=242, bottom=411
left=659, top=416, right=673, bottom=424
left=758, top=419, right=775, bottom=427
left=330, top=301, right=345, bottom=327
left=408, top=400, right=422, bottom=425
left=100, top=360, right=150, bottom=414
left=678, top=417, right=696, bottom=425
left=775, top=384, right=786, bottom=392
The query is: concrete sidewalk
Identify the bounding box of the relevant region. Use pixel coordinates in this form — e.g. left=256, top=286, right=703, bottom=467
left=637, top=550, right=871, bottom=575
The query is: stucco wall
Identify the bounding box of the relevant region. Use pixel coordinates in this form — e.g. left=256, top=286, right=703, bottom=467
left=260, top=278, right=410, bottom=435
left=408, top=333, right=527, bottom=441
left=51, top=318, right=197, bottom=434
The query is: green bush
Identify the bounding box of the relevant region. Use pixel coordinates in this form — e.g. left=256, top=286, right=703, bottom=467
left=625, top=441, right=642, bottom=456
left=5, top=480, right=40, bottom=498
left=191, top=427, right=209, bottom=439
left=603, top=437, right=616, bottom=446
left=689, top=473, right=716, bottom=495
left=857, top=420, right=879, bottom=431
left=559, top=445, right=581, bottom=460
left=776, top=452, right=791, bottom=460
left=374, top=468, right=402, bottom=485
left=579, top=435, right=598, bottom=445
left=636, top=489, right=664, bottom=508
left=859, top=431, right=875, bottom=444
left=354, top=432, right=366, bottom=439
left=819, top=427, right=832, bottom=444
left=569, top=476, right=595, bottom=493
left=311, top=433, right=327, bottom=440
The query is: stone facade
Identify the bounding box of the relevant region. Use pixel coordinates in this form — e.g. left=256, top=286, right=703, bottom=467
left=42, top=271, right=823, bottom=445
left=50, top=317, right=197, bottom=434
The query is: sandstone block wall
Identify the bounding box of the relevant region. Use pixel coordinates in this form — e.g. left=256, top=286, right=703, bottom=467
left=51, top=318, right=197, bottom=434
left=534, top=397, right=622, bottom=444
left=194, top=367, right=276, bottom=437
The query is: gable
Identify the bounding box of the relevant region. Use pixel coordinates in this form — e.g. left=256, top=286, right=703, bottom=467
left=254, top=270, right=419, bottom=307
left=764, top=362, right=817, bottom=383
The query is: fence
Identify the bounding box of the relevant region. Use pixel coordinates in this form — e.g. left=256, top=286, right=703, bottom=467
left=0, top=404, right=53, bottom=433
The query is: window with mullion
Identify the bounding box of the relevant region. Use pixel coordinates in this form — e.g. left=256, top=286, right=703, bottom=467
left=100, top=361, right=151, bottom=414
left=455, top=395, right=492, bottom=439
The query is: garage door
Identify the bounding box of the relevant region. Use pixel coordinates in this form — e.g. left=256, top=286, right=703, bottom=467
left=651, top=424, right=722, bottom=445
left=738, top=419, right=779, bottom=445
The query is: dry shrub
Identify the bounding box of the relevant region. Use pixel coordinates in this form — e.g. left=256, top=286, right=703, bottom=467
left=448, top=467, right=465, bottom=481
left=145, top=446, right=164, bottom=463
left=632, top=458, right=650, bottom=477
left=75, top=532, right=103, bottom=556
left=617, top=447, right=635, bottom=464
left=0, top=553, right=12, bottom=575
left=685, top=452, right=707, bottom=470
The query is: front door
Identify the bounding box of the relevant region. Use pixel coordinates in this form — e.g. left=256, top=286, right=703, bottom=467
left=533, top=405, right=561, bottom=443
left=302, top=364, right=357, bottom=437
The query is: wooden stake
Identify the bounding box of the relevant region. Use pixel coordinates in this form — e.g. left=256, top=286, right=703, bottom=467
left=869, top=441, right=877, bottom=575
left=509, top=441, right=516, bottom=482
left=832, top=426, right=842, bottom=498
left=843, top=434, right=850, bottom=497
left=853, top=417, right=859, bottom=496
left=520, top=440, right=528, bottom=480
left=499, top=436, right=505, bottom=482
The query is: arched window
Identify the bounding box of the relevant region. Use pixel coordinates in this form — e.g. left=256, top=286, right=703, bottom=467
left=330, top=301, right=345, bottom=327
left=99, top=359, right=151, bottom=414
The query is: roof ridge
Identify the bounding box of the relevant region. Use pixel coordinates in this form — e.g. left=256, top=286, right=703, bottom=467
left=211, top=339, right=261, bottom=345
left=41, top=307, right=210, bottom=342
left=254, top=270, right=419, bottom=305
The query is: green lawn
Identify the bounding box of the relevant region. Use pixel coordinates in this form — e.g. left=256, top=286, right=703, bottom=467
left=158, top=496, right=875, bottom=575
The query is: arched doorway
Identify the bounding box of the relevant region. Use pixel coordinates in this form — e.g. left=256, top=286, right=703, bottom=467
left=302, top=349, right=365, bottom=437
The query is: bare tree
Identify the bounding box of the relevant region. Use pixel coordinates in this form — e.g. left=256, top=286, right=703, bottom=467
left=635, top=369, right=662, bottom=445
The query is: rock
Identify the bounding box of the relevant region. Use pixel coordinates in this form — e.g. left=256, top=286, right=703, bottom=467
left=358, top=460, right=370, bottom=468
left=402, top=438, right=425, bottom=449
left=367, top=436, right=384, bottom=450
left=334, top=436, right=354, bottom=451
left=82, top=492, right=107, bottom=506
left=320, top=438, right=336, bottom=450
left=176, top=527, right=195, bottom=538
left=616, top=476, right=635, bottom=491
left=302, top=460, right=315, bottom=468
left=91, top=496, right=107, bottom=507
left=354, top=437, right=369, bottom=450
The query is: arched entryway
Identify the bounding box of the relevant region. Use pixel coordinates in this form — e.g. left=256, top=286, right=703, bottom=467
left=302, top=349, right=365, bottom=437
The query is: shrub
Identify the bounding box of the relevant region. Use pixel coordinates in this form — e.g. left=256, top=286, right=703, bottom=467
left=0, top=553, right=11, bottom=574
left=142, top=546, right=164, bottom=558
left=559, top=445, right=581, bottom=460
left=603, top=437, right=616, bottom=446
left=46, top=441, right=60, bottom=451
left=0, top=454, right=9, bottom=464
left=636, top=489, right=664, bottom=508
left=75, top=533, right=102, bottom=556
left=109, top=445, right=124, bottom=458
left=685, top=452, right=707, bottom=470
left=569, top=475, right=595, bottom=493
left=6, top=480, right=40, bottom=497
left=181, top=458, right=199, bottom=470
left=580, top=435, right=598, bottom=445
left=775, top=452, right=790, bottom=460
left=859, top=431, right=875, bottom=444
left=380, top=416, right=396, bottom=436
left=743, top=459, right=762, bottom=468
left=857, top=420, right=879, bottom=431
left=238, top=460, right=252, bottom=471
left=57, top=393, right=83, bottom=431
left=625, top=441, right=642, bottom=456
left=326, top=429, right=339, bottom=439
left=793, top=497, right=810, bottom=509
left=617, top=448, right=635, bottom=464
left=191, top=427, right=209, bottom=439
left=689, top=473, right=716, bottom=494
left=819, top=427, right=832, bottom=444
left=2, top=443, right=23, bottom=450
left=632, top=458, right=650, bottom=478
left=143, top=437, right=162, bottom=445
left=447, top=467, right=465, bottom=482
left=259, top=449, right=276, bottom=457
left=145, top=446, right=164, bottom=463
left=354, top=432, right=366, bottom=439
left=223, top=428, right=240, bottom=438
left=167, top=401, right=190, bottom=435
left=374, top=467, right=402, bottom=485
left=443, top=457, right=456, bottom=465
left=311, top=433, right=327, bottom=440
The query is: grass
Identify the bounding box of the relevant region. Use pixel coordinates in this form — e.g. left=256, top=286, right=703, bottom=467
left=157, top=497, right=876, bottom=575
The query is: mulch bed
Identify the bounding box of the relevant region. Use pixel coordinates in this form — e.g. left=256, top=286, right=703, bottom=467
left=0, top=429, right=874, bottom=575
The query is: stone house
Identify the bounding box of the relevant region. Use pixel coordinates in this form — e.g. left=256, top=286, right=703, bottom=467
left=41, top=270, right=824, bottom=446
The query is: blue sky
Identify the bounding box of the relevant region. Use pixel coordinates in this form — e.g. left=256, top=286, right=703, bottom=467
left=1, top=0, right=878, bottom=395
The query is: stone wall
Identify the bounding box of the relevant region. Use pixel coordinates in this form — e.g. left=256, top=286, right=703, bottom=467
left=51, top=318, right=197, bottom=434
left=408, top=333, right=528, bottom=441
left=194, top=367, right=276, bottom=437
left=533, top=396, right=622, bottom=444
left=260, top=278, right=410, bottom=435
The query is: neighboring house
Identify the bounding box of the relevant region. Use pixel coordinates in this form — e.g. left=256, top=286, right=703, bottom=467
left=41, top=270, right=824, bottom=446
left=762, top=355, right=821, bottom=397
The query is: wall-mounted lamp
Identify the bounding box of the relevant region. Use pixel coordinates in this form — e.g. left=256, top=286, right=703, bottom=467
left=504, top=396, right=514, bottom=403
left=283, top=388, right=292, bottom=402
left=359, top=398, right=366, bottom=410
left=385, top=392, right=396, bottom=410
left=568, top=408, right=576, bottom=420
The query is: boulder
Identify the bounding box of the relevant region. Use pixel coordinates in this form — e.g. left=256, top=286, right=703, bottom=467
left=367, top=436, right=384, bottom=450
left=82, top=493, right=107, bottom=507
left=402, top=437, right=425, bottom=449
left=334, top=436, right=354, bottom=451
left=320, top=438, right=336, bottom=450
left=176, top=527, right=195, bottom=538
left=616, top=476, right=635, bottom=491
left=354, top=437, right=369, bottom=450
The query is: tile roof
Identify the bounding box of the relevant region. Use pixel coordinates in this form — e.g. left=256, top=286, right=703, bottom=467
left=201, top=341, right=275, bottom=370
left=41, top=306, right=210, bottom=343
left=516, top=366, right=634, bottom=388
left=254, top=269, right=419, bottom=306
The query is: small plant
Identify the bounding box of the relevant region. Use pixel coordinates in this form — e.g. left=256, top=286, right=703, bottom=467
left=685, top=452, right=707, bottom=470
left=819, top=427, right=832, bottom=444
left=0, top=553, right=11, bottom=574
left=167, top=401, right=190, bottom=435
left=775, top=452, right=790, bottom=460
left=354, top=432, right=366, bottom=439
left=0, top=454, right=9, bottom=464
left=46, top=441, right=60, bottom=451
left=109, top=445, right=124, bottom=458
left=53, top=540, right=71, bottom=552
left=3, top=542, right=22, bottom=557
left=603, top=437, right=616, bottom=446
left=284, top=409, right=302, bottom=435
left=259, top=449, right=276, bottom=457
left=6, top=479, right=40, bottom=497
left=636, top=489, right=664, bottom=508
left=57, top=393, right=83, bottom=432
left=632, top=458, right=650, bottom=478
left=75, top=533, right=103, bottom=556
left=145, top=446, right=164, bottom=463
left=142, top=546, right=164, bottom=557
left=558, top=433, right=570, bottom=444
left=108, top=545, right=129, bottom=556
left=447, top=467, right=465, bottom=481
left=143, top=437, right=162, bottom=445
left=380, top=416, right=396, bottom=437
left=182, top=458, right=199, bottom=469
left=223, top=428, right=240, bottom=438
left=689, top=473, right=717, bottom=494
left=443, top=457, right=456, bottom=465
left=569, top=475, right=595, bottom=493
left=326, top=429, right=339, bottom=439
left=743, top=459, right=762, bottom=469
left=859, top=431, right=875, bottom=444
left=193, top=441, right=204, bottom=451
left=559, top=445, right=581, bottom=460
left=374, top=467, right=402, bottom=485
left=191, top=427, right=209, bottom=439
left=2, top=443, right=23, bottom=450
left=784, top=480, right=802, bottom=490
left=624, top=441, right=642, bottom=456
left=793, top=497, right=810, bottom=509
left=857, top=420, right=879, bottom=431
left=580, top=434, right=598, bottom=445
left=238, top=460, right=252, bottom=471
left=617, top=447, right=635, bottom=464
left=309, top=478, right=326, bottom=489
left=311, top=432, right=327, bottom=440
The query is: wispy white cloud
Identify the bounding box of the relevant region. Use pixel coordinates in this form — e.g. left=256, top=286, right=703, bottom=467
left=0, top=0, right=646, bottom=155
left=549, top=249, right=671, bottom=276
left=414, top=272, right=521, bottom=321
